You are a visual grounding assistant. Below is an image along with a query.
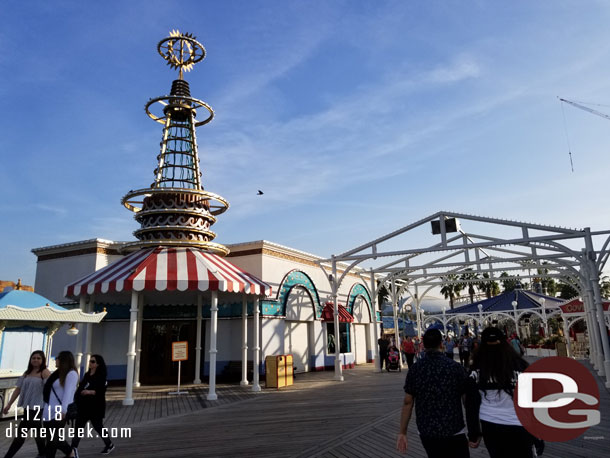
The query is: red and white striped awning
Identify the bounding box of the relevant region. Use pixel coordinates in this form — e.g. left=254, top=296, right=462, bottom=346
left=65, top=247, right=271, bottom=298
left=321, top=302, right=354, bottom=323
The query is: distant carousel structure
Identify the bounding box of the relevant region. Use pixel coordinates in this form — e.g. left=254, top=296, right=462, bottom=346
left=319, top=211, right=610, bottom=388
left=64, top=31, right=271, bottom=405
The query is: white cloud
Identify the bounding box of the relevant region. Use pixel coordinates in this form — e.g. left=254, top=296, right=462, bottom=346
left=35, top=204, right=68, bottom=217
left=428, top=56, right=481, bottom=83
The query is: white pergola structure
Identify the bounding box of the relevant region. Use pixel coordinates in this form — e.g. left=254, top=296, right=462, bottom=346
left=558, top=298, right=610, bottom=357
left=318, top=211, right=610, bottom=388
left=422, top=290, right=563, bottom=334
left=64, top=246, right=271, bottom=405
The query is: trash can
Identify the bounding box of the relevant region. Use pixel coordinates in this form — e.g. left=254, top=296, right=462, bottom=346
left=265, top=355, right=294, bottom=389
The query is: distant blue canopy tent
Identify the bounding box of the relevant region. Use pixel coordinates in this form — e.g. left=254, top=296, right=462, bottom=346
left=422, top=289, right=563, bottom=338
left=427, top=321, right=445, bottom=331
left=381, top=316, right=416, bottom=336
left=402, top=320, right=417, bottom=337
left=445, top=289, right=563, bottom=316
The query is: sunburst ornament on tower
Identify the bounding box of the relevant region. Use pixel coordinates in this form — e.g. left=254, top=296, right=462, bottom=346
left=121, top=31, right=229, bottom=255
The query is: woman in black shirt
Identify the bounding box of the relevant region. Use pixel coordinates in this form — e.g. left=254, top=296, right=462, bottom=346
left=70, top=355, right=115, bottom=455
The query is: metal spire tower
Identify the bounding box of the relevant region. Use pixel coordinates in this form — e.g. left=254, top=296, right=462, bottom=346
left=122, top=31, right=229, bottom=255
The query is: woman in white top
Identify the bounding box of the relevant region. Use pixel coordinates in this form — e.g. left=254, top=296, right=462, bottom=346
left=465, top=327, right=536, bottom=458
left=42, top=351, right=78, bottom=458
left=3, top=350, right=51, bottom=458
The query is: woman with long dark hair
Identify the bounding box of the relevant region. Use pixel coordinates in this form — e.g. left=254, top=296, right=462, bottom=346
left=70, top=354, right=115, bottom=455
left=465, top=327, right=536, bottom=458
left=3, top=350, right=51, bottom=458
left=42, top=351, right=78, bottom=458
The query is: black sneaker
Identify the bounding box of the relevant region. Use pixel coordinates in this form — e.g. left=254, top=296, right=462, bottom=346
left=101, top=443, right=115, bottom=455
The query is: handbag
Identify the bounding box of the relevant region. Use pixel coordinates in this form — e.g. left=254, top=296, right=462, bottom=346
left=66, top=402, right=78, bottom=421
left=50, top=384, right=78, bottom=421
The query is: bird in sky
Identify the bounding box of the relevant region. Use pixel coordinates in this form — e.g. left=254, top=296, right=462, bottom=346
left=257, top=190, right=264, bottom=195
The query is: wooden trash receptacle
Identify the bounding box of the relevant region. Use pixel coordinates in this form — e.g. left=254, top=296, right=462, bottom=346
left=265, top=355, right=294, bottom=389
left=285, top=354, right=294, bottom=386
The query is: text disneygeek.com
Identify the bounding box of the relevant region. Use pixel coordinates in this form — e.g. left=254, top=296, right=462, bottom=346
left=5, top=424, right=132, bottom=443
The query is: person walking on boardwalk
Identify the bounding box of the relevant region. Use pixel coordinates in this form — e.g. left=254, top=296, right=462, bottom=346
left=460, top=333, right=473, bottom=368
left=42, top=351, right=79, bottom=458
left=2, top=350, right=51, bottom=458
left=465, top=327, right=538, bottom=458
left=70, top=355, right=115, bottom=455
left=445, top=336, right=456, bottom=360
left=396, top=329, right=471, bottom=458
left=378, top=335, right=390, bottom=371
left=401, top=336, right=416, bottom=368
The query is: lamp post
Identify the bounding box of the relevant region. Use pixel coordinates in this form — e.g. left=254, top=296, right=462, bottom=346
left=512, top=300, right=520, bottom=338
left=539, top=297, right=549, bottom=337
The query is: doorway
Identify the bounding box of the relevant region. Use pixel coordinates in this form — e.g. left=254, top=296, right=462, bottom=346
left=140, top=320, right=201, bottom=384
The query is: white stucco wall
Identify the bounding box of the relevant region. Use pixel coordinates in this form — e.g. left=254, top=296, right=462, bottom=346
left=225, top=252, right=262, bottom=279
left=260, top=318, right=285, bottom=362
left=32, top=239, right=377, bottom=380
left=96, top=322, right=129, bottom=367
left=353, top=296, right=371, bottom=323
left=34, top=254, right=100, bottom=303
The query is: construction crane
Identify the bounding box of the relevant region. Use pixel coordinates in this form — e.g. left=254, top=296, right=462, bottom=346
left=558, top=97, right=610, bottom=121
left=558, top=97, right=610, bottom=172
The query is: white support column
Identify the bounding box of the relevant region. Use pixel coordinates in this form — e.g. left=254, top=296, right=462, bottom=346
left=512, top=301, right=520, bottom=338
left=584, top=275, right=603, bottom=372
left=252, top=297, right=261, bottom=392
left=194, top=294, right=203, bottom=384
left=562, top=317, right=572, bottom=358
left=370, top=270, right=381, bottom=373
left=583, top=237, right=607, bottom=379
left=391, top=278, right=402, bottom=368
left=207, top=290, right=219, bottom=401
left=75, top=295, right=86, bottom=375
left=331, top=258, right=344, bottom=382
left=589, top=267, right=610, bottom=388
left=83, top=297, right=94, bottom=377
left=539, top=298, right=550, bottom=337
left=123, top=290, right=139, bottom=406
left=133, top=294, right=144, bottom=387
left=240, top=295, right=249, bottom=386
left=415, top=285, right=422, bottom=338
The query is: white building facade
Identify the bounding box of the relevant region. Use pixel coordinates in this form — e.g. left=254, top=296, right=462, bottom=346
left=32, top=239, right=379, bottom=383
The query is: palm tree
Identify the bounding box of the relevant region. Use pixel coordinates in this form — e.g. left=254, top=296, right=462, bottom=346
left=477, top=273, right=500, bottom=299
left=377, top=281, right=390, bottom=309
left=534, top=263, right=557, bottom=295
left=557, top=279, right=579, bottom=299
left=460, top=269, right=479, bottom=303
left=440, top=275, right=464, bottom=309
left=600, top=275, right=610, bottom=298
left=500, top=272, right=521, bottom=292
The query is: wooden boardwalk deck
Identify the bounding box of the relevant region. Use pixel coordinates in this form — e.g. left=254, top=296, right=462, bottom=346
left=1, top=362, right=609, bottom=457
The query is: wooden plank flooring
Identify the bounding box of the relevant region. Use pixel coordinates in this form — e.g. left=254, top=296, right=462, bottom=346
left=1, top=362, right=609, bottom=457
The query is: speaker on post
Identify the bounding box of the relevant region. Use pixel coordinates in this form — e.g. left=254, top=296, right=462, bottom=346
left=431, top=217, right=460, bottom=234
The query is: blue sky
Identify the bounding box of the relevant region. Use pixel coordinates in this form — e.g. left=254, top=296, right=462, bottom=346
left=2, top=1, right=610, bottom=288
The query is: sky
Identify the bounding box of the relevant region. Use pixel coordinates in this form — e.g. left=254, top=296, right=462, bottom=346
left=2, top=0, right=610, bottom=291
